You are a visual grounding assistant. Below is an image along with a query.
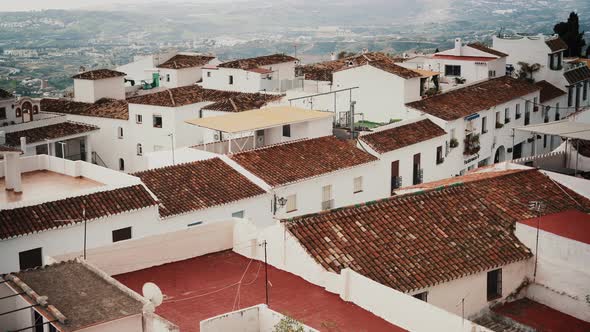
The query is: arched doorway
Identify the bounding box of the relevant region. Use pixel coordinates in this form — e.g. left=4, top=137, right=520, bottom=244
left=494, top=146, right=506, bottom=163
left=21, top=101, right=33, bottom=122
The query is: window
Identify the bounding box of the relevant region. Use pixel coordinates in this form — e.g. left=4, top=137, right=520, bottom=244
left=555, top=103, right=561, bottom=120
left=117, top=127, right=124, bottom=139
left=504, top=108, right=510, bottom=123
left=568, top=86, right=574, bottom=107
left=413, top=292, right=428, bottom=302
left=481, top=116, right=487, bottom=134
left=322, top=185, right=333, bottom=210
left=0, top=107, right=5, bottom=119
left=137, top=143, right=143, bottom=156
left=353, top=176, right=363, bottom=193
left=19, top=248, right=42, bottom=270
left=166, top=74, right=170, bottom=82
left=543, top=135, right=547, bottom=148
left=118, top=158, right=125, bottom=171
left=49, top=323, right=58, bottom=332
left=229, top=75, right=234, bottom=85
left=153, top=114, right=163, bottom=128
left=232, top=210, right=245, bottom=218
left=199, top=109, right=203, bottom=118
left=33, top=105, right=39, bottom=114
left=282, top=124, right=291, bottom=137
left=515, top=104, right=521, bottom=119
left=136, top=114, right=142, bottom=124
left=584, top=80, right=588, bottom=101
left=207, top=71, right=211, bottom=77
left=436, top=146, right=444, bottom=164
left=112, top=227, right=132, bottom=242
left=488, top=70, right=496, bottom=78
left=286, top=194, right=297, bottom=212
left=15, top=107, right=21, bottom=117
left=444, top=65, right=461, bottom=76
left=487, top=269, right=502, bottom=301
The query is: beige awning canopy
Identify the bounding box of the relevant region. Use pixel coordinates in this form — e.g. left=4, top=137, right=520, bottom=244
left=412, top=69, right=440, bottom=78
left=186, top=106, right=334, bottom=134
left=515, top=120, right=590, bottom=140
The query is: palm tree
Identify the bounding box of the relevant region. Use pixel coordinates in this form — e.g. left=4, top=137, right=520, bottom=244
left=516, top=62, right=541, bottom=83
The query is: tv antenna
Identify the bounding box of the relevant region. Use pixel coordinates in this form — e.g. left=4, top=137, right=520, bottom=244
left=53, top=199, right=88, bottom=259
left=142, top=282, right=164, bottom=307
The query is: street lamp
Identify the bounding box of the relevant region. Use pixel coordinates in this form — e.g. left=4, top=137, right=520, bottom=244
left=272, top=195, right=288, bottom=215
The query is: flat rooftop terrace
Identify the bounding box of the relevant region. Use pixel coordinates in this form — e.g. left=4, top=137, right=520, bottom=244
left=493, top=298, right=590, bottom=332
left=115, top=250, right=404, bottom=332
left=0, top=170, right=103, bottom=204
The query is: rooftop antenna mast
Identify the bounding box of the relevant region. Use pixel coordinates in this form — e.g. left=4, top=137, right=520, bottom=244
left=53, top=199, right=88, bottom=259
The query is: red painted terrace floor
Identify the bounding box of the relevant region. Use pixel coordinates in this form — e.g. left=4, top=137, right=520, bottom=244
left=493, top=298, right=590, bottom=332
left=115, top=250, right=404, bottom=332
left=518, top=209, right=590, bottom=245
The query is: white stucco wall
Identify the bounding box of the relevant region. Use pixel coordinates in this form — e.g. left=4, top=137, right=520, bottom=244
left=202, top=68, right=263, bottom=93
left=333, top=64, right=422, bottom=122
left=74, top=77, right=125, bottom=103
left=516, top=222, right=590, bottom=321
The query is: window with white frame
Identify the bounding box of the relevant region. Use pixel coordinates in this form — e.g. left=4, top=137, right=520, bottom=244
left=504, top=107, right=510, bottom=123
left=137, top=143, right=143, bottom=156
left=488, top=70, right=496, bottom=78
left=166, top=74, right=170, bottom=82
left=413, top=291, right=428, bottom=302
left=444, top=65, right=461, bottom=76
left=353, top=176, right=363, bottom=193
left=286, top=194, right=297, bottom=212
left=136, top=114, right=142, bottom=124
left=515, top=104, right=521, bottom=119
left=118, top=158, right=125, bottom=171
left=117, top=127, right=124, bottom=138
left=229, top=75, right=234, bottom=85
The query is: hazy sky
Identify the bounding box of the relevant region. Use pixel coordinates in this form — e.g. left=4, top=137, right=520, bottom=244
left=1, top=0, right=240, bottom=11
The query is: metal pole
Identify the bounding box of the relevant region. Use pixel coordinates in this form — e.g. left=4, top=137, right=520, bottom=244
left=575, top=140, right=579, bottom=176
left=8, top=320, right=58, bottom=332
left=533, top=212, right=540, bottom=282
left=511, top=128, right=515, bottom=160
left=0, top=292, right=25, bottom=300
left=0, top=304, right=40, bottom=317
left=263, top=240, right=269, bottom=306
left=83, top=200, right=87, bottom=260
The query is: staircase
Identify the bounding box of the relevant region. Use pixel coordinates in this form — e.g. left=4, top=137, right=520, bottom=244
left=91, top=151, right=109, bottom=168
left=473, top=313, right=536, bottom=332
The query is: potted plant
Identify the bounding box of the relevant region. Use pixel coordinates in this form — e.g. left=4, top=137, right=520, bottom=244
left=495, top=122, right=504, bottom=129
left=449, top=138, right=459, bottom=148
left=463, top=134, right=480, bottom=156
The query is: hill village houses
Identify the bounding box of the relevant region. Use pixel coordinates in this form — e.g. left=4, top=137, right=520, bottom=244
left=1, top=34, right=590, bottom=332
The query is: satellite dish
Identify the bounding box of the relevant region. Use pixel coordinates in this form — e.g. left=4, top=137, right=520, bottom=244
left=142, top=282, right=163, bottom=307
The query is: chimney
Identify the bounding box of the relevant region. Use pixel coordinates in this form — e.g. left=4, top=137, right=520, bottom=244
left=454, top=38, right=462, bottom=56
left=3, top=143, right=23, bottom=193
left=330, top=52, right=337, bottom=61
left=362, top=48, right=369, bottom=54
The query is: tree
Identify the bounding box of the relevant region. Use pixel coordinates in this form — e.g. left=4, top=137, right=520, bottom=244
left=516, top=62, right=541, bottom=83
left=337, top=51, right=356, bottom=59
left=554, top=12, right=586, bottom=57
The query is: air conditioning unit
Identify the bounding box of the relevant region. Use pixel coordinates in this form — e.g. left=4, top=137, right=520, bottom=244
left=213, top=133, right=220, bottom=141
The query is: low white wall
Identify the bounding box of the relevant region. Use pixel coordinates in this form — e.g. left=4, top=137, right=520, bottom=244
left=200, top=304, right=317, bottom=332
left=233, top=220, right=493, bottom=332
left=54, top=219, right=235, bottom=275
left=516, top=222, right=590, bottom=321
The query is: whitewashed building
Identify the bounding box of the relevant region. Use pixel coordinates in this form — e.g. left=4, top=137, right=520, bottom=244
left=201, top=54, right=300, bottom=93
left=229, top=135, right=387, bottom=218
left=357, top=117, right=449, bottom=192
left=406, top=76, right=546, bottom=175
left=156, top=53, right=219, bottom=89
left=400, top=38, right=507, bottom=90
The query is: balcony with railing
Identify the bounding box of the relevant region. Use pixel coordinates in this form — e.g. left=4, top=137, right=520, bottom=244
left=463, top=134, right=480, bottom=156
left=391, top=176, right=402, bottom=193
left=412, top=169, right=423, bottom=185
left=321, top=199, right=334, bottom=211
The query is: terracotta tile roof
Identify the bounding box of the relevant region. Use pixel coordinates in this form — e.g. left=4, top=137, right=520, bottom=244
left=545, top=38, right=568, bottom=52
left=230, top=136, right=378, bottom=187
left=401, top=169, right=522, bottom=191
left=286, top=169, right=590, bottom=293
left=0, top=145, right=22, bottom=153
left=132, top=158, right=267, bottom=218
left=406, top=76, right=540, bottom=121
left=218, top=54, right=298, bottom=70
left=127, top=85, right=276, bottom=108
left=535, top=80, right=567, bottom=103
left=300, top=52, right=406, bottom=81
left=72, top=69, right=126, bottom=80
left=7, top=260, right=144, bottom=332
left=467, top=42, right=508, bottom=57
left=157, top=54, right=216, bottom=69
left=518, top=210, right=590, bottom=245
left=41, top=98, right=129, bottom=120
left=333, top=53, right=421, bottom=79
left=563, top=66, right=590, bottom=85
left=202, top=93, right=282, bottom=112
left=359, top=119, right=446, bottom=154
left=432, top=54, right=497, bottom=62
left=0, top=88, right=13, bottom=99
left=0, top=185, right=157, bottom=240
left=5, top=121, right=99, bottom=146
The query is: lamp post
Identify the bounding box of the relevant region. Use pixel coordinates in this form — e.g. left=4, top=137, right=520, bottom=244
left=272, top=195, right=287, bottom=215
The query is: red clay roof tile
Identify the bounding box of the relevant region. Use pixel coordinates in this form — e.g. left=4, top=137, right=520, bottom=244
left=41, top=98, right=129, bottom=120
left=467, top=42, right=509, bottom=57
left=406, top=76, right=540, bottom=121
left=133, top=158, right=267, bottom=218
left=72, top=69, right=126, bottom=80
left=545, top=38, right=568, bottom=52
left=0, top=185, right=157, bottom=240
left=360, top=119, right=446, bottom=154
left=230, top=136, right=378, bottom=187
left=535, top=80, right=567, bottom=103
left=218, top=54, right=298, bottom=70
left=285, top=169, right=590, bottom=293
left=5, top=121, right=99, bottom=146
left=157, top=54, right=215, bottom=69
